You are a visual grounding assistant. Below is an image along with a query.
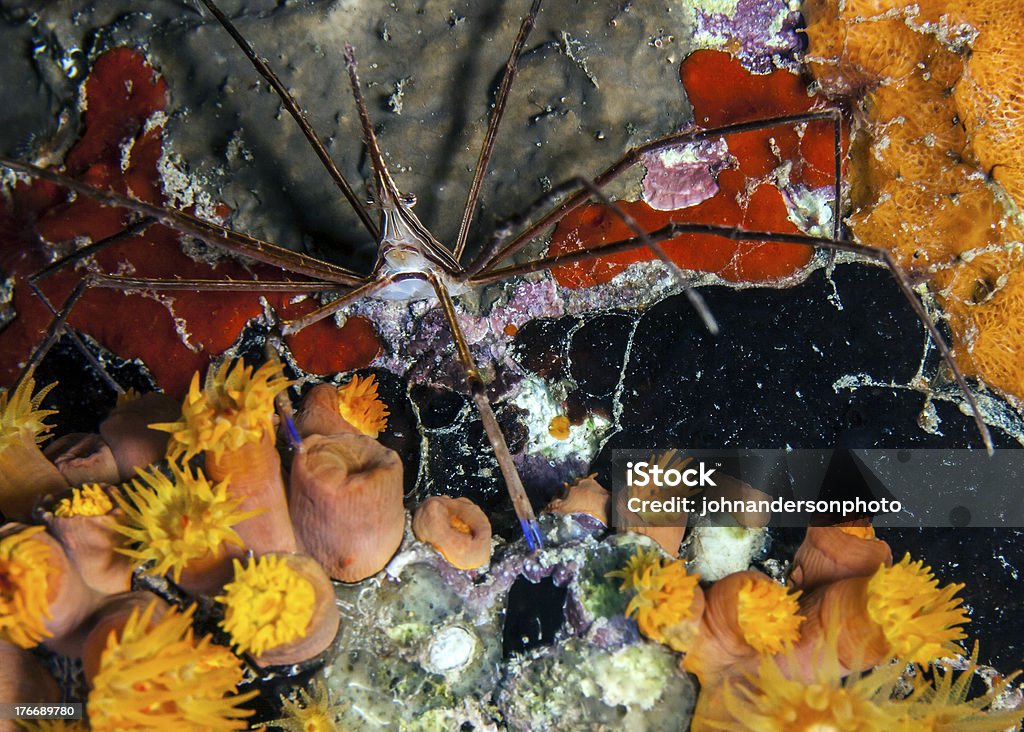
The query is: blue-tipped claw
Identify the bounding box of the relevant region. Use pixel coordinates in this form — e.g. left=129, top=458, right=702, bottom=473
left=281, top=408, right=302, bottom=450
left=521, top=517, right=544, bottom=553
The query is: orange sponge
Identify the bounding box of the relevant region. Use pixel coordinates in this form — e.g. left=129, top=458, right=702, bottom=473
left=804, top=0, right=1024, bottom=399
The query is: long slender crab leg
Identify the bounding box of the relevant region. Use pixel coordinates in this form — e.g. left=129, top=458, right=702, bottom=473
left=26, top=278, right=125, bottom=396
left=279, top=277, right=390, bottom=335
left=452, top=0, right=544, bottom=262
left=23, top=220, right=157, bottom=394
left=467, top=109, right=842, bottom=276
left=82, top=275, right=332, bottom=292
left=14, top=279, right=89, bottom=393
left=548, top=176, right=720, bottom=334
left=472, top=221, right=995, bottom=455
left=29, top=217, right=155, bottom=286
left=0, top=157, right=366, bottom=286
left=195, top=0, right=379, bottom=243
left=425, top=271, right=544, bottom=551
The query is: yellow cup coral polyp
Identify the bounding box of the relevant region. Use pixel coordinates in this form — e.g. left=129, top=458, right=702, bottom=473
left=216, top=553, right=339, bottom=667
left=288, top=432, right=405, bottom=583
left=98, top=390, right=181, bottom=481
left=865, top=555, right=968, bottom=663
left=43, top=433, right=120, bottom=487
left=690, top=626, right=897, bottom=731
left=683, top=570, right=803, bottom=684
left=0, top=375, right=67, bottom=519
left=0, top=523, right=96, bottom=650
left=789, top=524, right=893, bottom=591
left=0, top=525, right=58, bottom=647
left=87, top=600, right=255, bottom=731
left=44, top=484, right=135, bottom=595
left=608, top=546, right=704, bottom=652
left=617, top=450, right=699, bottom=555
left=882, top=645, right=1024, bottom=730
left=264, top=679, right=346, bottom=732
left=52, top=483, right=114, bottom=518
left=112, top=463, right=258, bottom=594
left=413, top=495, right=492, bottom=570
left=81, top=592, right=172, bottom=682
left=798, top=554, right=969, bottom=671
left=336, top=374, right=389, bottom=438
left=543, top=475, right=611, bottom=525
left=293, top=374, right=390, bottom=439
left=691, top=622, right=1024, bottom=731
left=153, top=358, right=298, bottom=554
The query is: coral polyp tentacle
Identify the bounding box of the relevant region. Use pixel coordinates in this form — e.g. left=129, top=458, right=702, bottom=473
left=0, top=526, right=58, bottom=648
left=53, top=483, right=115, bottom=518
left=735, top=576, right=802, bottom=655
left=0, top=375, right=67, bottom=518
left=337, top=374, right=389, bottom=438
left=112, top=463, right=258, bottom=582
left=87, top=601, right=255, bottom=731
left=216, top=554, right=316, bottom=657
left=866, top=554, right=969, bottom=664
left=608, top=547, right=703, bottom=650
left=152, top=358, right=291, bottom=462
left=0, top=375, right=57, bottom=451
left=264, top=679, right=347, bottom=732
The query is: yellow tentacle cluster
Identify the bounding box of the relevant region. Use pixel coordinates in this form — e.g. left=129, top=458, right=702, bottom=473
left=152, top=358, right=290, bottom=461
left=88, top=601, right=255, bottom=731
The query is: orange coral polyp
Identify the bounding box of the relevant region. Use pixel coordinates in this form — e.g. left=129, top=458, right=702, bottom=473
left=693, top=622, right=1024, bottom=731
left=866, top=555, right=968, bottom=664
left=112, top=463, right=257, bottom=582
left=288, top=433, right=405, bottom=582
left=883, top=645, right=1024, bottom=730
left=0, top=376, right=68, bottom=519
left=789, top=524, right=893, bottom=591
left=683, top=570, right=803, bottom=685
left=548, top=415, right=571, bottom=440
left=0, top=375, right=57, bottom=454
left=53, top=483, right=114, bottom=518
left=216, top=553, right=339, bottom=667
left=0, top=526, right=57, bottom=648
left=735, top=577, right=802, bottom=655
left=153, top=358, right=291, bottom=461
left=692, top=638, right=897, bottom=731
left=797, top=553, right=969, bottom=673
left=264, top=679, right=346, bottom=732
left=87, top=601, right=254, bottom=731
left=449, top=514, right=473, bottom=534
left=608, top=547, right=703, bottom=651
left=45, top=485, right=134, bottom=596
left=543, top=475, right=611, bottom=524
left=217, top=555, right=315, bottom=657
left=336, top=374, right=389, bottom=438
left=412, top=496, right=493, bottom=570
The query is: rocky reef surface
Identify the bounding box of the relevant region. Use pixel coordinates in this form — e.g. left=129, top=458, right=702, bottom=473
left=0, top=1, right=1023, bottom=729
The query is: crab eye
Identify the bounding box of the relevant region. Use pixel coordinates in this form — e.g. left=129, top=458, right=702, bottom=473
left=400, top=193, right=417, bottom=207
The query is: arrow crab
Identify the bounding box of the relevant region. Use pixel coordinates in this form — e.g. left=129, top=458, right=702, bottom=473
left=0, top=0, right=1006, bottom=550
